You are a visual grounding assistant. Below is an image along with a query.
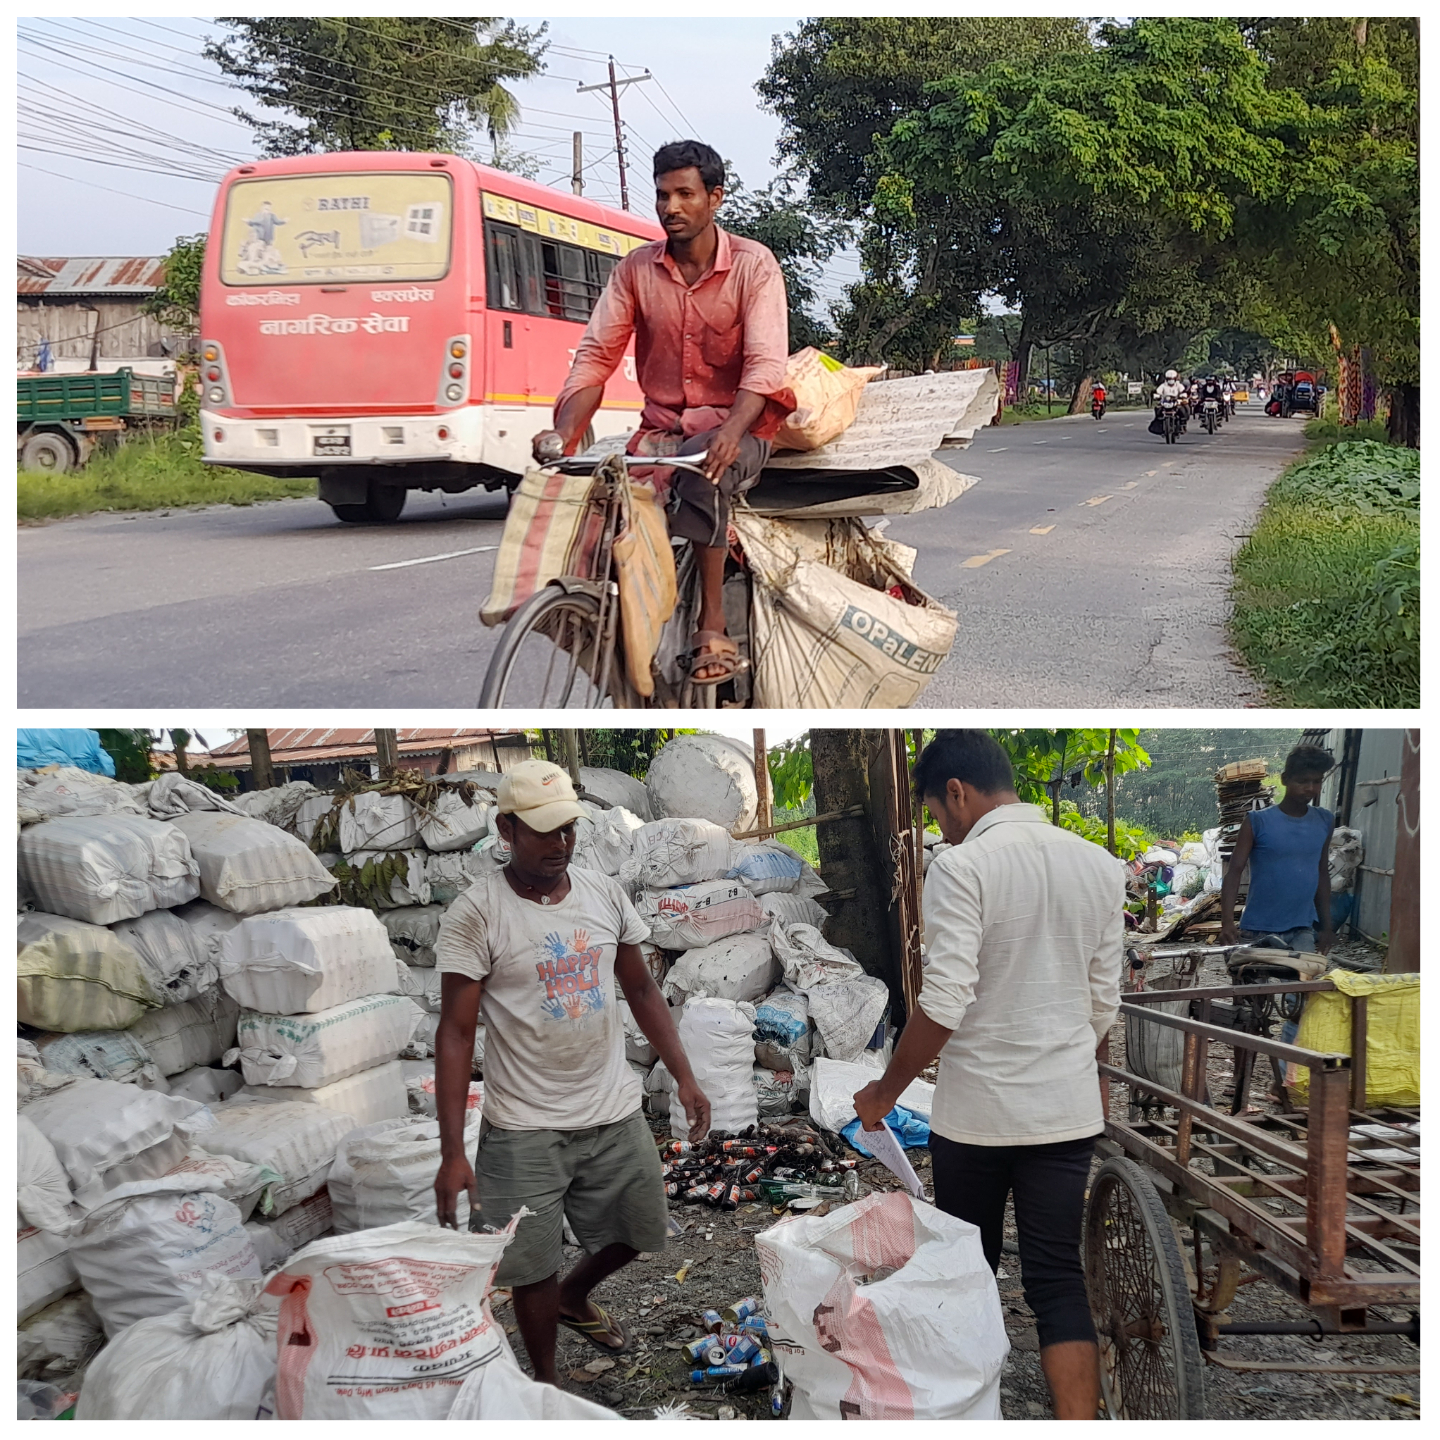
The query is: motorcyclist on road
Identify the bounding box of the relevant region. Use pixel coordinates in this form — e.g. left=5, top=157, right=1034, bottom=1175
left=1152, top=369, right=1186, bottom=436
left=1221, top=377, right=1235, bottom=418
left=1090, top=381, right=1107, bottom=418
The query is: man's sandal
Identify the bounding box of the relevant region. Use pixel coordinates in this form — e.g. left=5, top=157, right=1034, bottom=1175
left=686, top=630, right=748, bottom=686
left=558, top=1302, right=631, bottom=1356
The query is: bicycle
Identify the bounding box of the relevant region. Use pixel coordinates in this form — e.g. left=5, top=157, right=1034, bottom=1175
left=477, top=449, right=750, bottom=709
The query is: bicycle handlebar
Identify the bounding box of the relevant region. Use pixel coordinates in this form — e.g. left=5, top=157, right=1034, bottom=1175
left=549, top=450, right=711, bottom=476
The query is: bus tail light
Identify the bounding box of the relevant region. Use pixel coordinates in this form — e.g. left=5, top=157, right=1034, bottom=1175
left=437, top=335, right=471, bottom=408
left=199, top=340, right=233, bottom=409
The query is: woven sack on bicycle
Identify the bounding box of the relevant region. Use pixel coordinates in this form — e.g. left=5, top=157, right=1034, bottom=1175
left=611, top=482, right=678, bottom=698
left=479, top=469, right=606, bottom=626
left=730, top=511, right=957, bottom=707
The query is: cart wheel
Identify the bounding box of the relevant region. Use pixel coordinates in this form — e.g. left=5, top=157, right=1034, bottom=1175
left=1085, top=1157, right=1207, bottom=1419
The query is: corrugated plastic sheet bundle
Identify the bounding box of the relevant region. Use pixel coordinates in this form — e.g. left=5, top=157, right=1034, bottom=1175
left=167, top=812, right=337, bottom=915
left=18, top=814, right=201, bottom=925
left=416, top=786, right=491, bottom=852
left=201, top=1101, right=355, bottom=1216
left=226, top=994, right=423, bottom=1087
left=218, top=906, right=397, bottom=1015
left=233, top=1059, right=411, bottom=1129
left=129, top=989, right=241, bottom=1076
left=380, top=904, right=445, bottom=967
left=110, top=908, right=218, bottom=1005
left=337, top=791, right=421, bottom=855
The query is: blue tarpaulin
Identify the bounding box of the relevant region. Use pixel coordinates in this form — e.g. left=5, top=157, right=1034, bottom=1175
left=842, top=1104, right=930, bottom=1156
left=18, top=729, right=116, bottom=776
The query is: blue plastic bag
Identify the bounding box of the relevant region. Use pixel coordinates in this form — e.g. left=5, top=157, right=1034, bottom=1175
left=18, top=728, right=115, bottom=776
left=727, top=844, right=806, bottom=892
left=842, top=1103, right=930, bottom=1156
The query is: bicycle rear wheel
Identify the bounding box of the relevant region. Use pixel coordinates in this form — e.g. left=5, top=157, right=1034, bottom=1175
left=478, top=585, right=613, bottom=708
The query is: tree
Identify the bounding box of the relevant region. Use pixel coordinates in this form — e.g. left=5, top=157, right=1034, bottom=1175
left=993, top=729, right=1150, bottom=824
left=720, top=174, right=849, bottom=351
left=96, top=730, right=157, bottom=783
left=144, top=234, right=205, bottom=334
left=206, top=17, right=547, bottom=157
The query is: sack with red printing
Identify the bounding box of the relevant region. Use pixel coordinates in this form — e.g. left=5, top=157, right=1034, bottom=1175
left=755, top=1190, right=1007, bottom=1419
left=264, top=1215, right=522, bottom=1418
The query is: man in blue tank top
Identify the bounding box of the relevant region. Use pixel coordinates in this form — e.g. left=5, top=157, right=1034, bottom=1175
left=1219, top=744, right=1336, bottom=954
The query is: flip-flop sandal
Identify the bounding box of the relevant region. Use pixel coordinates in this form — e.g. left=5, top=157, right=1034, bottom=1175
left=558, top=1302, right=631, bottom=1357
left=685, top=629, right=749, bottom=686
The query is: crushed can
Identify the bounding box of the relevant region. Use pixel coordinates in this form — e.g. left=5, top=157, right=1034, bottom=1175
left=721, top=1334, right=761, bottom=1364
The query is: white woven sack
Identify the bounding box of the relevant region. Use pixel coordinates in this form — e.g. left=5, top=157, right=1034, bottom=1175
left=327, top=1117, right=417, bottom=1233
left=382, top=904, right=445, bottom=967
left=396, top=960, right=443, bottom=1012
left=18, top=1117, right=74, bottom=1235
left=18, top=1227, right=81, bottom=1321
left=219, top=905, right=397, bottom=1015
left=573, top=802, right=646, bottom=877
left=69, top=1173, right=261, bottom=1338
left=157, top=1146, right=282, bottom=1224
left=168, top=811, right=337, bottom=915
left=406, top=1073, right=483, bottom=1121
left=808, top=1056, right=935, bottom=1133
left=647, top=734, right=758, bottom=834
left=17, top=1292, right=104, bottom=1384
left=19, top=767, right=144, bottom=820
left=661, top=931, right=779, bottom=1006
left=733, top=510, right=958, bottom=708
left=75, top=1274, right=278, bottom=1420
left=231, top=779, right=320, bottom=831
left=418, top=788, right=491, bottom=851
left=769, top=919, right=865, bottom=990
left=755, top=985, right=813, bottom=1064
left=18, top=814, right=200, bottom=924
left=346, top=1112, right=483, bottom=1230
left=250, top=1187, right=334, bottom=1254
left=228, top=994, right=423, bottom=1087
left=339, top=849, right=433, bottom=907
left=235, top=1059, right=411, bottom=1129
left=756, top=1191, right=1007, bottom=1419
left=111, top=907, right=217, bottom=1004
left=243, top=1218, right=295, bottom=1274
left=338, top=791, right=421, bottom=854
left=130, top=988, right=241, bottom=1075
left=167, top=1065, right=244, bottom=1105
left=806, top=975, right=890, bottom=1065
left=620, top=817, right=735, bottom=891
left=669, top=997, right=758, bottom=1139
left=22, top=1077, right=214, bottom=1197
left=759, top=891, right=829, bottom=929
left=204, top=1101, right=354, bottom=1215
left=293, top=793, right=336, bottom=848
left=446, top=1352, right=623, bottom=1419
left=170, top=897, right=242, bottom=966
left=578, top=765, right=653, bottom=820
left=265, top=1217, right=521, bottom=1418
left=727, top=839, right=807, bottom=895
left=424, top=849, right=488, bottom=904
left=639, top=879, right=765, bottom=950
left=616, top=997, right=657, bottom=1066
left=35, top=1030, right=166, bottom=1090
left=18, top=912, right=164, bottom=1033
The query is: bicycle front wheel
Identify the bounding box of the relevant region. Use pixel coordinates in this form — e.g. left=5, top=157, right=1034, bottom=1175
left=478, top=585, right=613, bottom=708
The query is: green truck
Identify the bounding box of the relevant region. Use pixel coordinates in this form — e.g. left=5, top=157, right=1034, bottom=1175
left=17, top=368, right=178, bottom=472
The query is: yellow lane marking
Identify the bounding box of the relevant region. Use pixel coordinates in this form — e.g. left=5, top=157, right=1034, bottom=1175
left=1144, top=469, right=1158, bottom=476
left=1162, top=460, right=1175, bottom=467
left=1082, top=495, right=1112, bottom=506
left=1029, top=525, right=1055, bottom=535
left=962, top=548, right=1012, bottom=568
left=1121, top=481, right=1138, bottom=489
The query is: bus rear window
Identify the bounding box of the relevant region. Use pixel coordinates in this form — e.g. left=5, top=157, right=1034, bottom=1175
left=220, top=172, right=452, bottom=285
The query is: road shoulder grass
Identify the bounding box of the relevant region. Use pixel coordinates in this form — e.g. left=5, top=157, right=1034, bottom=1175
left=17, top=428, right=314, bottom=522
left=1230, top=433, right=1419, bottom=707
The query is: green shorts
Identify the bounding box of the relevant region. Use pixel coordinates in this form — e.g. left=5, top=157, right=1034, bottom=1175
left=471, top=1108, right=669, bottom=1287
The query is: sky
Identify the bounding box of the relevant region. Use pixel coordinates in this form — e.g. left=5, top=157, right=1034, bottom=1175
left=16, top=15, right=861, bottom=308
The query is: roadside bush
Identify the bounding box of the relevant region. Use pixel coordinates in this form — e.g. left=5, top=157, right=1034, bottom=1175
left=1231, top=441, right=1419, bottom=707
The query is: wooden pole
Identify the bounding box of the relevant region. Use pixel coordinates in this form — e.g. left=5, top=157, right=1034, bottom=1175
left=571, top=131, right=584, bottom=196
left=374, top=729, right=400, bottom=776
left=1387, top=729, right=1419, bottom=972
left=246, top=729, right=275, bottom=791
left=752, top=729, right=771, bottom=833
left=1105, top=728, right=1118, bottom=855
left=561, top=730, right=582, bottom=788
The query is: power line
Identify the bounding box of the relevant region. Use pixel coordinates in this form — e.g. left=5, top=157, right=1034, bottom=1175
left=18, top=161, right=213, bottom=219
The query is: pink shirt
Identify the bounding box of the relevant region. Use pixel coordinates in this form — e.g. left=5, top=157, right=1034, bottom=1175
left=557, top=226, right=795, bottom=441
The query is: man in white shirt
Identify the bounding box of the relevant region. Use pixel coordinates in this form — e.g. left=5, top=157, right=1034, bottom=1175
left=854, top=731, right=1124, bottom=1420
left=433, top=760, right=710, bottom=1386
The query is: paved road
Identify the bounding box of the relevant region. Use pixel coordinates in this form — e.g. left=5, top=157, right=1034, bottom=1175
left=18, top=405, right=1306, bottom=708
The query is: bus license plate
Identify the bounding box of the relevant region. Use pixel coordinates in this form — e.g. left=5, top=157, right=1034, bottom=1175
left=314, top=429, right=352, bottom=456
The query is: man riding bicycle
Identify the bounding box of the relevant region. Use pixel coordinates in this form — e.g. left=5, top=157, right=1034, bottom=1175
left=533, top=140, right=795, bottom=686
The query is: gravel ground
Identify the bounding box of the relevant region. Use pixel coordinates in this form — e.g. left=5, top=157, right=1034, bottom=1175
left=496, top=945, right=1417, bottom=1421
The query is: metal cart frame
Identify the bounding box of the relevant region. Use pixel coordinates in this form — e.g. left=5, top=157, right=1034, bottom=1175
left=1086, top=977, right=1419, bottom=1419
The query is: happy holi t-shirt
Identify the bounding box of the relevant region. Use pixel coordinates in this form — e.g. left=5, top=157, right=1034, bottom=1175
left=434, top=865, right=650, bottom=1132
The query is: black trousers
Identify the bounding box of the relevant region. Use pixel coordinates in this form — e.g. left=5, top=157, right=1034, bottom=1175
left=669, top=429, right=770, bottom=550
left=930, top=1131, right=1098, bottom=1349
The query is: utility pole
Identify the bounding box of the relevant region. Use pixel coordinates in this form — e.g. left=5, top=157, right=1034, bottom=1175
left=374, top=729, right=400, bottom=777
left=571, top=131, right=584, bottom=196
left=247, top=729, right=275, bottom=791
left=752, top=729, right=771, bottom=833
left=577, top=60, right=652, bottom=211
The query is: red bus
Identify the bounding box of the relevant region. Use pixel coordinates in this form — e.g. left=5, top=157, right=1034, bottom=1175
left=199, top=152, right=662, bottom=522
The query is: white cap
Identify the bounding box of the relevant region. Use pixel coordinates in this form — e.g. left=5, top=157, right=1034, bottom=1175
left=1165, top=369, right=1178, bottom=379
left=496, top=760, right=585, bottom=834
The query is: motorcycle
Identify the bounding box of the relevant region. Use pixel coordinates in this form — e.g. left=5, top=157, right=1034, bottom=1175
left=1159, top=395, right=1181, bottom=444
left=1091, top=394, right=1106, bottom=420
left=1202, top=397, right=1220, bottom=434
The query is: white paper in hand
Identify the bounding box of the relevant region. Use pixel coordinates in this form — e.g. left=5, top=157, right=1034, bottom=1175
left=864, top=1118, right=924, bottom=1199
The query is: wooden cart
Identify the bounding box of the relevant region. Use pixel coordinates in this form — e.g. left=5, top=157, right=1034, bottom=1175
left=1087, top=975, right=1420, bottom=1419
